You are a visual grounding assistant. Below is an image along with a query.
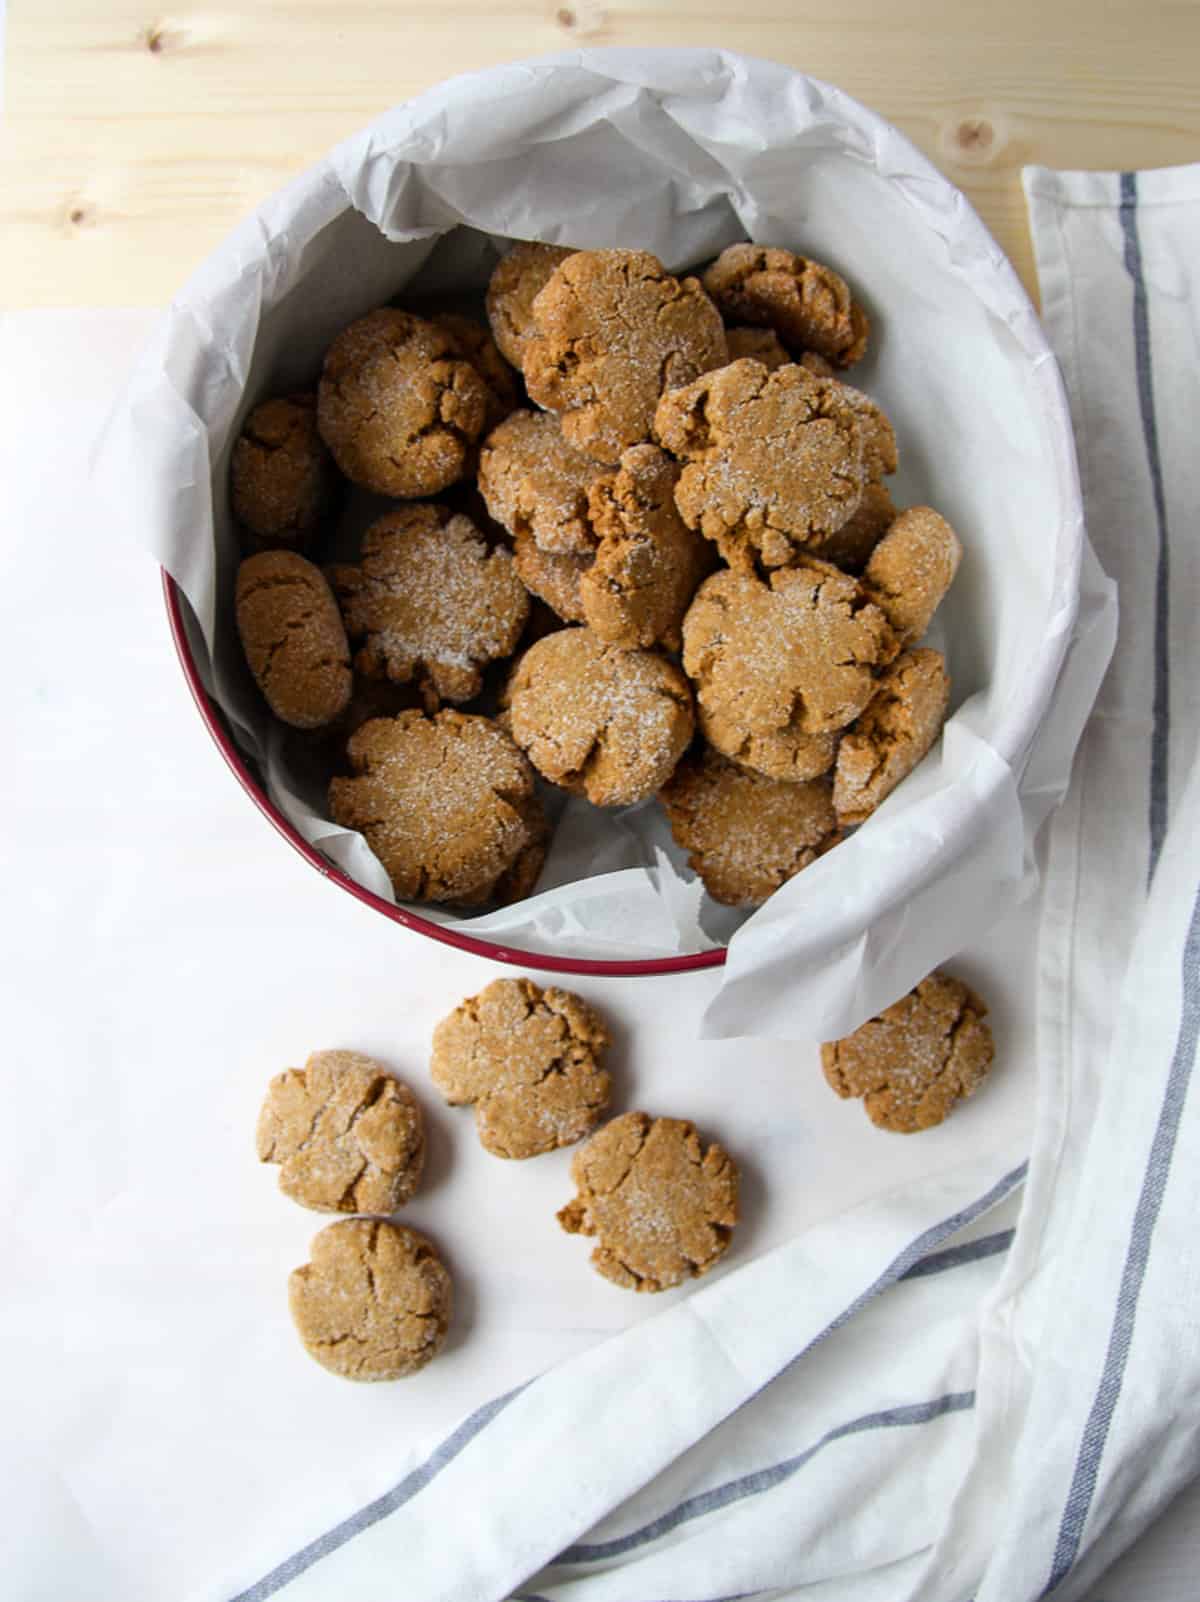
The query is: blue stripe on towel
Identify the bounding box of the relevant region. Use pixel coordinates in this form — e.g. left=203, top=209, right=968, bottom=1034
left=1044, top=876, right=1200, bottom=1591
left=1118, top=170, right=1173, bottom=883
left=900, top=1228, right=1015, bottom=1281
left=229, top=1383, right=529, bottom=1602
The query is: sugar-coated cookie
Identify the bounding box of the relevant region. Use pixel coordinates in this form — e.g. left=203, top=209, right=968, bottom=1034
left=230, top=393, right=338, bottom=549
left=486, top=241, right=578, bottom=369
left=431, top=978, right=611, bottom=1159
left=862, top=506, right=963, bottom=644
left=558, top=1111, right=739, bottom=1292
left=703, top=243, right=868, bottom=367
left=833, top=648, right=950, bottom=825
left=235, top=550, right=352, bottom=730
left=289, top=1219, right=452, bottom=1380
left=477, top=409, right=605, bottom=556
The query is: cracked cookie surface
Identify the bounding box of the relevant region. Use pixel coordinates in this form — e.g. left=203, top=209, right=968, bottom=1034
left=654, top=360, right=868, bottom=568
left=328, top=709, right=548, bottom=906
left=317, top=308, right=488, bottom=498
left=558, top=1111, right=738, bottom=1292
left=289, top=1219, right=452, bottom=1380
left=821, top=971, right=995, bottom=1133
left=328, top=503, right=529, bottom=705
left=431, top=978, right=611, bottom=1159
left=660, top=748, right=839, bottom=905
left=862, top=506, right=963, bottom=645
left=502, top=626, right=694, bottom=806
left=257, top=1050, right=425, bottom=1213
left=486, top=241, right=578, bottom=369
left=429, top=312, right=521, bottom=434
left=235, top=550, right=352, bottom=729
left=833, top=648, right=950, bottom=826
left=581, top=444, right=717, bottom=651
left=524, top=249, right=727, bottom=464
left=702, top=243, right=869, bottom=367
left=511, top=533, right=590, bottom=624
left=230, top=392, right=337, bottom=550
left=681, top=565, right=895, bottom=776
left=477, top=410, right=606, bottom=556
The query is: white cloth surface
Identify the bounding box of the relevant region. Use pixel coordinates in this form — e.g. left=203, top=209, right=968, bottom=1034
left=2, top=157, right=1199, bottom=1602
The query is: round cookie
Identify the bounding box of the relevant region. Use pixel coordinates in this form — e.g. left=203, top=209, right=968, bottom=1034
left=833, top=648, right=950, bottom=826
left=486, top=242, right=578, bottom=369
left=316, top=308, right=488, bottom=498
left=289, top=1219, right=452, bottom=1381
left=257, top=1050, right=425, bottom=1213
left=681, top=565, right=895, bottom=776
left=654, top=360, right=869, bottom=569
left=836, top=382, right=898, bottom=480
left=236, top=550, right=352, bottom=730
left=430, top=978, right=611, bottom=1159
left=702, top=243, right=869, bottom=367
left=723, top=325, right=791, bottom=370
left=660, top=748, right=840, bottom=905
left=230, top=393, right=338, bottom=550
left=581, top=444, right=717, bottom=652
left=512, top=533, right=590, bottom=624
left=821, top=971, right=995, bottom=1133
left=430, top=312, right=521, bottom=433
left=477, top=410, right=605, bottom=556
left=862, top=506, right=963, bottom=645
left=524, top=249, right=728, bottom=464
left=328, top=503, right=529, bottom=705
left=558, top=1111, right=739, bottom=1292
left=502, top=627, right=695, bottom=806
left=328, top=709, right=548, bottom=907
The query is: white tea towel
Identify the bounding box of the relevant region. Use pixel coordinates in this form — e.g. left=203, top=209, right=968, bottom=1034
left=197, top=165, right=1200, bottom=1602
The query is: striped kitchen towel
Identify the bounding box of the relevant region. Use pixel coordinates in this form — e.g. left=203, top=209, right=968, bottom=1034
left=202, top=164, right=1200, bottom=1602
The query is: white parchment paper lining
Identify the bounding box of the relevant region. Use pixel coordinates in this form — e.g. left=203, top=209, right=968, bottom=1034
left=96, top=48, right=1117, bottom=1038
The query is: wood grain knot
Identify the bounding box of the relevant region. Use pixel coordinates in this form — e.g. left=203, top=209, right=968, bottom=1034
left=141, top=21, right=185, bottom=54
left=556, top=5, right=577, bottom=25
left=63, top=199, right=97, bottom=234
left=554, top=2, right=605, bottom=33
left=956, top=117, right=994, bottom=152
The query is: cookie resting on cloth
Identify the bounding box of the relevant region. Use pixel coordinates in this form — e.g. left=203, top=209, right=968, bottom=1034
left=558, top=1111, right=739, bottom=1292
left=430, top=978, right=611, bottom=1159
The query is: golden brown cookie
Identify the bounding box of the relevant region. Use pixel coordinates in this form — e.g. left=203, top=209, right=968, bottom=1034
left=723, top=326, right=790, bottom=370
left=821, top=971, right=995, bottom=1133
left=702, top=243, right=869, bottom=367
left=477, top=410, right=605, bottom=556
left=862, top=506, right=963, bottom=645
left=654, top=360, right=868, bottom=568
left=799, top=350, right=838, bottom=379
left=256, top=1050, right=425, bottom=1214
left=558, top=1111, right=738, bottom=1292
left=660, top=749, right=839, bottom=905
left=681, top=565, right=895, bottom=778
left=814, top=481, right=896, bottom=573
left=512, top=533, right=590, bottom=624
left=833, top=649, right=950, bottom=826
left=328, top=504, right=529, bottom=705
left=316, top=308, right=488, bottom=498
left=581, top=444, right=717, bottom=651
left=235, top=550, right=352, bottom=730
left=230, top=393, right=338, bottom=550
left=430, top=312, right=521, bottom=433
left=503, top=627, right=694, bottom=806
left=289, top=1219, right=452, bottom=1380
left=837, top=382, right=898, bottom=480
left=486, top=242, right=578, bottom=369
left=328, top=709, right=548, bottom=907
left=430, top=978, right=611, bottom=1159
left=524, top=249, right=728, bottom=464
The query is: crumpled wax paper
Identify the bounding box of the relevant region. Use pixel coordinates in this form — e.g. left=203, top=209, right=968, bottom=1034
left=95, top=47, right=1117, bottom=1038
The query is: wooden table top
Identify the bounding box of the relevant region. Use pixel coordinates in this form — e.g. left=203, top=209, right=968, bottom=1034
left=3, top=2, right=1198, bottom=308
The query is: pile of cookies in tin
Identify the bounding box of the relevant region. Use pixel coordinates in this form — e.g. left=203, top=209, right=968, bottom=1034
left=260, top=966, right=994, bottom=1382
left=233, top=240, right=961, bottom=910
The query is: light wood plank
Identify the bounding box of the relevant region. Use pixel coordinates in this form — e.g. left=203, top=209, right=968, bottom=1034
left=3, top=0, right=1199, bottom=306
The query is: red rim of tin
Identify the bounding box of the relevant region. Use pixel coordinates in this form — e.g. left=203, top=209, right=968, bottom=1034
left=162, top=570, right=726, bottom=977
